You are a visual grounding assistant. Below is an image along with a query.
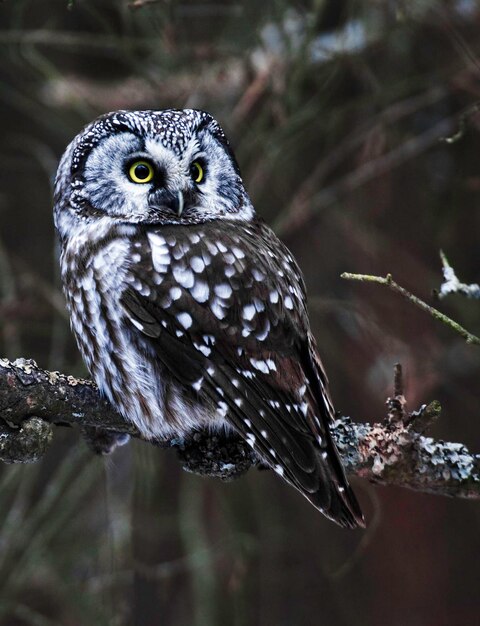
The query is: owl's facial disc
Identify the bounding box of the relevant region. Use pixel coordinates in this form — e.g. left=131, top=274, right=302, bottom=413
left=59, top=109, right=256, bottom=228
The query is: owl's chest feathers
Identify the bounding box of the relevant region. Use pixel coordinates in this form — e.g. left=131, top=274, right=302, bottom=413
left=62, top=228, right=212, bottom=440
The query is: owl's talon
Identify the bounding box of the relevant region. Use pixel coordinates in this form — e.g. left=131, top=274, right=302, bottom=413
left=81, top=426, right=130, bottom=455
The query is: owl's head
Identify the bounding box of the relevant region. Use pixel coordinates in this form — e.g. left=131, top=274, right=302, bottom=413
left=54, top=109, right=254, bottom=238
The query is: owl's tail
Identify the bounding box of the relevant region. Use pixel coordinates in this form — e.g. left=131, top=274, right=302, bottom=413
left=290, top=433, right=365, bottom=529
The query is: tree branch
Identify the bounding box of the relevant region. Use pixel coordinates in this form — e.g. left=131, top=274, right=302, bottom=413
left=341, top=271, right=480, bottom=345
left=1, top=359, right=479, bottom=498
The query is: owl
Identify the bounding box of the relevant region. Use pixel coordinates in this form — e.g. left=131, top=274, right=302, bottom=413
left=54, top=109, right=364, bottom=528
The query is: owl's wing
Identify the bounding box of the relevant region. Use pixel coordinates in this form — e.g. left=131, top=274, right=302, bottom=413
left=121, top=220, right=364, bottom=528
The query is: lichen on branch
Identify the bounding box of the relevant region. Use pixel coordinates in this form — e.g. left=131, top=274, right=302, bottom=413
left=0, top=358, right=478, bottom=499
left=438, top=251, right=480, bottom=300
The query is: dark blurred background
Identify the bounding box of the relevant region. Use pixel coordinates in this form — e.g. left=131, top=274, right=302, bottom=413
left=0, top=1, right=479, bottom=624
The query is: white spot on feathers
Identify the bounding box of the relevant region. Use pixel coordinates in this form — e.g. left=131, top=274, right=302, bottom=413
left=177, top=312, right=193, bottom=329
left=266, top=359, right=276, bottom=372
left=129, top=318, right=144, bottom=332
left=242, top=304, right=255, bottom=321
left=190, top=256, right=205, bottom=273
left=192, top=378, right=203, bottom=391
left=194, top=342, right=211, bottom=357
left=138, top=283, right=151, bottom=297
left=190, top=280, right=209, bottom=303
left=206, top=241, right=218, bottom=256
left=250, top=358, right=269, bottom=374
left=210, top=299, right=227, bottom=320
left=214, top=283, right=232, bottom=299
left=148, top=233, right=170, bottom=273
left=173, top=266, right=194, bottom=289
left=269, top=290, right=279, bottom=304
left=217, top=401, right=228, bottom=417
left=232, top=246, right=245, bottom=259
left=172, top=246, right=187, bottom=261
left=170, top=286, right=182, bottom=301
left=253, top=298, right=265, bottom=312
left=252, top=268, right=264, bottom=282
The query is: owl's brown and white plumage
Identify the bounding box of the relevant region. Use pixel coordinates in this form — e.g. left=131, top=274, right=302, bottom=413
left=54, top=109, right=364, bottom=528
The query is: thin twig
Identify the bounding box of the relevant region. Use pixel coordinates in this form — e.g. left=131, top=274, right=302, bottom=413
left=341, top=272, right=480, bottom=346
left=128, top=0, right=161, bottom=8
left=0, top=30, right=159, bottom=51
left=274, top=116, right=454, bottom=235
left=440, top=102, right=480, bottom=144
left=273, top=86, right=447, bottom=236
left=393, top=363, right=403, bottom=398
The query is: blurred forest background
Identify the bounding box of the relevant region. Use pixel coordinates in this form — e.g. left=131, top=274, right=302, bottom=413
left=0, top=0, right=480, bottom=624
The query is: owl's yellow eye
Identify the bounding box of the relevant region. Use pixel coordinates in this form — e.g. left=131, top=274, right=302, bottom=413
left=128, top=161, right=154, bottom=184
left=190, top=161, right=204, bottom=184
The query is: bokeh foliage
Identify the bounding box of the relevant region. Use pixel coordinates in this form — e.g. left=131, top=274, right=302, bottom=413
left=0, top=1, right=479, bottom=624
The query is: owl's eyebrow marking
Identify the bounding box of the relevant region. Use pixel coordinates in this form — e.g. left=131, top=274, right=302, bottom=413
left=125, top=151, right=152, bottom=161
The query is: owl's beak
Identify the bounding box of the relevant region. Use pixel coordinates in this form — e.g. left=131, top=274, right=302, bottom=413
left=148, top=188, right=187, bottom=218
left=177, top=191, right=184, bottom=217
